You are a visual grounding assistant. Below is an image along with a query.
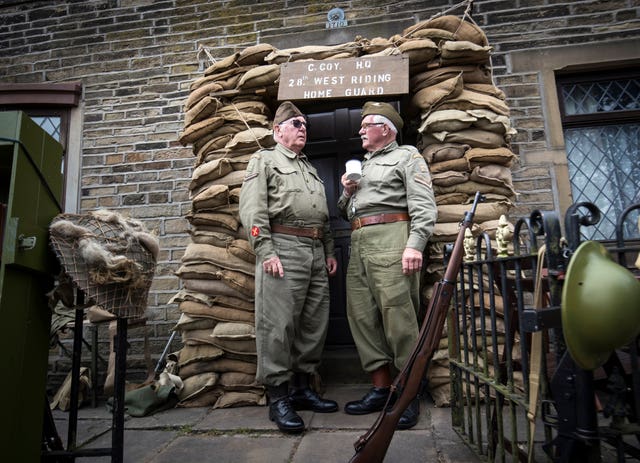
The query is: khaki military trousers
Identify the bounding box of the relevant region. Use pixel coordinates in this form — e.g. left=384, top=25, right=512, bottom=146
left=346, top=221, right=420, bottom=372
left=254, top=233, right=330, bottom=387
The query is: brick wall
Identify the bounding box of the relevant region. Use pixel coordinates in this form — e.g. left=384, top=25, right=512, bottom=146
left=1, top=0, right=639, bottom=389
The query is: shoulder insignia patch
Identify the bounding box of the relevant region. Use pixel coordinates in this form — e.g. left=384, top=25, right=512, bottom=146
left=414, top=173, right=433, bottom=188
left=251, top=226, right=260, bottom=237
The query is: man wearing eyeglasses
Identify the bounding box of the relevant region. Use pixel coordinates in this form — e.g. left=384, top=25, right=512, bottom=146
left=239, top=101, right=339, bottom=434
left=338, top=101, right=437, bottom=430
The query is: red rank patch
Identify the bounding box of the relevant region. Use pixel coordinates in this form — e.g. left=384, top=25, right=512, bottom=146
left=251, top=226, right=260, bottom=237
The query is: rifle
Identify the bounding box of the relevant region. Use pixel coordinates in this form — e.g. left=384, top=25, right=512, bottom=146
left=349, top=191, right=484, bottom=463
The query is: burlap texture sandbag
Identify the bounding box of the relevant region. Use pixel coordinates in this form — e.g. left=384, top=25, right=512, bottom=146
left=176, top=262, right=224, bottom=280
left=178, top=116, right=225, bottom=146
left=398, top=38, right=438, bottom=68
left=190, top=224, right=247, bottom=241
left=428, top=157, right=469, bottom=173
left=431, top=221, right=480, bottom=242
left=187, top=211, right=239, bottom=232
left=469, top=164, right=515, bottom=190
left=218, top=371, right=258, bottom=389
left=465, top=84, right=506, bottom=100
left=190, top=158, right=234, bottom=191
left=440, top=40, right=492, bottom=65
left=212, top=322, right=255, bottom=340
left=431, top=170, right=469, bottom=187
left=422, top=143, right=469, bottom=163
left=218, top=269, right=255, bottom=298
left=179, top=357, right=256, bottom=379
left=194, top=134, right=234, bottom=160
left=465, top=147, right=517, bottom=167
left=435, top=89, right=510, bottom=116
left=171, top=288, right=253, bottom=310
left=190, top=172, right=246, bottom=197
left=202, top=52, right=239, bottom=76
left=410, top=65, right=492, bottom=93
left=189, top=229, right=234, bottom=247
left=193, top=64, right=256, bottom=91
left=211, top=338, right=257, bottom=355
left=183, top=278, right=253, bottom=301
left=228, top=239, right=255, bottom=264
left=177, top=344, right=225, bottom=367
left=177, top=388, right=222, bottom=408
left=418, top=109, right=476, bottom=134
left=436, top=200, right=512, bottom=223
left=229, top=187, right=241, bottom=204
left=406, top=27, right=456, bottom=42
left=434, top=181, right=516, bottom=199
left=236, top=64, right=280, bottom=90
left=420, top=128, right=505, bottom=149
left=434, top=192, right=469, bottom=205
left=225, top=127, right=274, bottom=151
left=191, top=184, right=230, bottom=210
left=213, top=390, right=266, bottom=409
left=359, top=36, right=394, bottom=54
left=184, top=96, right=222, bottom=127
left=182, top=328, right=219, bottom=346
left=178, top=372, right=219, bottom=401
left=237, top=43, right=275, bottom=66
left=264, top=43, right=359, bottom=63
left=182, top=242, right=254, bottom=275
left=470, top=292, right=506, bottom=316
left=184, top=82, right=223, bottom=111
left=217, top=99, right=272, bottom=117
left=174, top=312, right=217, bottom=331
left=413, top=15, right=489, bottom=46
left=179, top=300, right=255, bottom=324
left=467, top=109, right=515, bottom=135
left=410, top=73, right=464, bottom=110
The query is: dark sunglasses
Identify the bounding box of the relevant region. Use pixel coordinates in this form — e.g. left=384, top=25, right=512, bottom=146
left=281, top=119, right=308, bottom=129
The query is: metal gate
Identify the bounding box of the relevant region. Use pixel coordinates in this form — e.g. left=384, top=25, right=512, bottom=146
left=448, top=202, right=640, bottom=462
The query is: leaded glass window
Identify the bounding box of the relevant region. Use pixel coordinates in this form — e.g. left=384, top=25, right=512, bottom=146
left=557, top=69, right=640, bottom=241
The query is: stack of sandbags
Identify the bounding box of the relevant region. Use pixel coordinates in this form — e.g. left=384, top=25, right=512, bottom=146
left=171, top=44, right=287, bottom=408
left=397, top=15, right=519, bottom=404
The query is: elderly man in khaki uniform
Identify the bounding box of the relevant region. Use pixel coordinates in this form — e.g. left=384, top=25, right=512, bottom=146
left=338, top=101, right=437, bottom=429
left=239, top=101, right=339, bottom=434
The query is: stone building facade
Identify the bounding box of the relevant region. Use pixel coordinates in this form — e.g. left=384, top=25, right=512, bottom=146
left=1, top=0, right=639, bottom=387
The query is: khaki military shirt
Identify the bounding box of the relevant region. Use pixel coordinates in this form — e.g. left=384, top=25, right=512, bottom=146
left=338, top=141, right=437, bottom=252
left=239, top=143, right=335, bottom=260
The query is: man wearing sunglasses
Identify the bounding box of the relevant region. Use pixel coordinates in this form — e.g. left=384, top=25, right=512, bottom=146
left=338, top=101, right=437, bottom=430
left=240, top=101, right=339, bottom=434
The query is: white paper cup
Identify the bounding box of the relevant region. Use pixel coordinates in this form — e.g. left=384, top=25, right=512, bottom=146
left=345, top=159, right=362, bottom=181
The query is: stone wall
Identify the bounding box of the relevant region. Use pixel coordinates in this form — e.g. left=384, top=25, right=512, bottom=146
left=1, top=0, right=639, bottom=389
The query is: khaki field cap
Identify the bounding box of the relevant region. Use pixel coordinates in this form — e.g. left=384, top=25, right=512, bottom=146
left=361, top=101, right=404, bottom=131
left=273, top=101, right=305, bottom=126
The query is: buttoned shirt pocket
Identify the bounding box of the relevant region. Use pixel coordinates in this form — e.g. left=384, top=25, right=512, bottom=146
left=272, top=165, right=302, bottom=192
left=366, top=158, right=400, bottom=186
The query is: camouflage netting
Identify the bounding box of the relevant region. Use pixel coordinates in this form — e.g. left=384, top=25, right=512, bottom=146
left=49, top=210, right=159, bottom=319
left=174, top=12, right=519, bottom=407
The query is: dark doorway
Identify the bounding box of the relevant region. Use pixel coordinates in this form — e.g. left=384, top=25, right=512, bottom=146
left=302, top=105, right=366, bottom=346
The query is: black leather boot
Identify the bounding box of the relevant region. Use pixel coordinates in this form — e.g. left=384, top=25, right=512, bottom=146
left=397, top=397, right=420, bottom=430
left=344, top=386, right=391, bottom=415
left=289, top=373, right=339, bottom=413
left=267, top=383, right=304, bottom=433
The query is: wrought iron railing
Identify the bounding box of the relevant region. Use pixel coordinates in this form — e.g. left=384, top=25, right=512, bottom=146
left=449, top=202, right=640, bottom=462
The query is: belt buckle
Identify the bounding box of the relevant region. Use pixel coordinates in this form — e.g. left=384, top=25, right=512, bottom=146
left=354, top=217, right=362, bottom=230
left=312, top=228, right=320, bottom=239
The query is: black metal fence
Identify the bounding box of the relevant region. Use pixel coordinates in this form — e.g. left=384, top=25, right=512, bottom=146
left=448, top=202, right=640, bottom=462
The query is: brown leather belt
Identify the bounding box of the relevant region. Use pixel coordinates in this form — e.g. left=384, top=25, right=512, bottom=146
left=271, top=223, right=324, bottom=239
left=351, top=213, right=410, bottom=231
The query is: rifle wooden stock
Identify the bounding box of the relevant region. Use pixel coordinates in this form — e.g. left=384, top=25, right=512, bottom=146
left=349, top=192, right=483, bottom=463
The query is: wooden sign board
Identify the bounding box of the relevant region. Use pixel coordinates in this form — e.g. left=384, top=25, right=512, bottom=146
left=278, top=55, right=409, bottom=101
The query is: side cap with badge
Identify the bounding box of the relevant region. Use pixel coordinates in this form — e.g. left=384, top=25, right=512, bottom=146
left=361, top=101, right=403, bottom=131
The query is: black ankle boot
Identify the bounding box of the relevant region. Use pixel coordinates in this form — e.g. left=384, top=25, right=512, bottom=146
left=290, top=373, right=338, bottom=413
left=397, top=397, right=420, bottom=430
left=268, top=383, right=304, bottom=433
left=344, top=387, right=391, bottom=415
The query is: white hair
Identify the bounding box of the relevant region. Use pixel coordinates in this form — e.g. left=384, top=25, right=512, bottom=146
left=371, top=114, right=397, bottom=134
